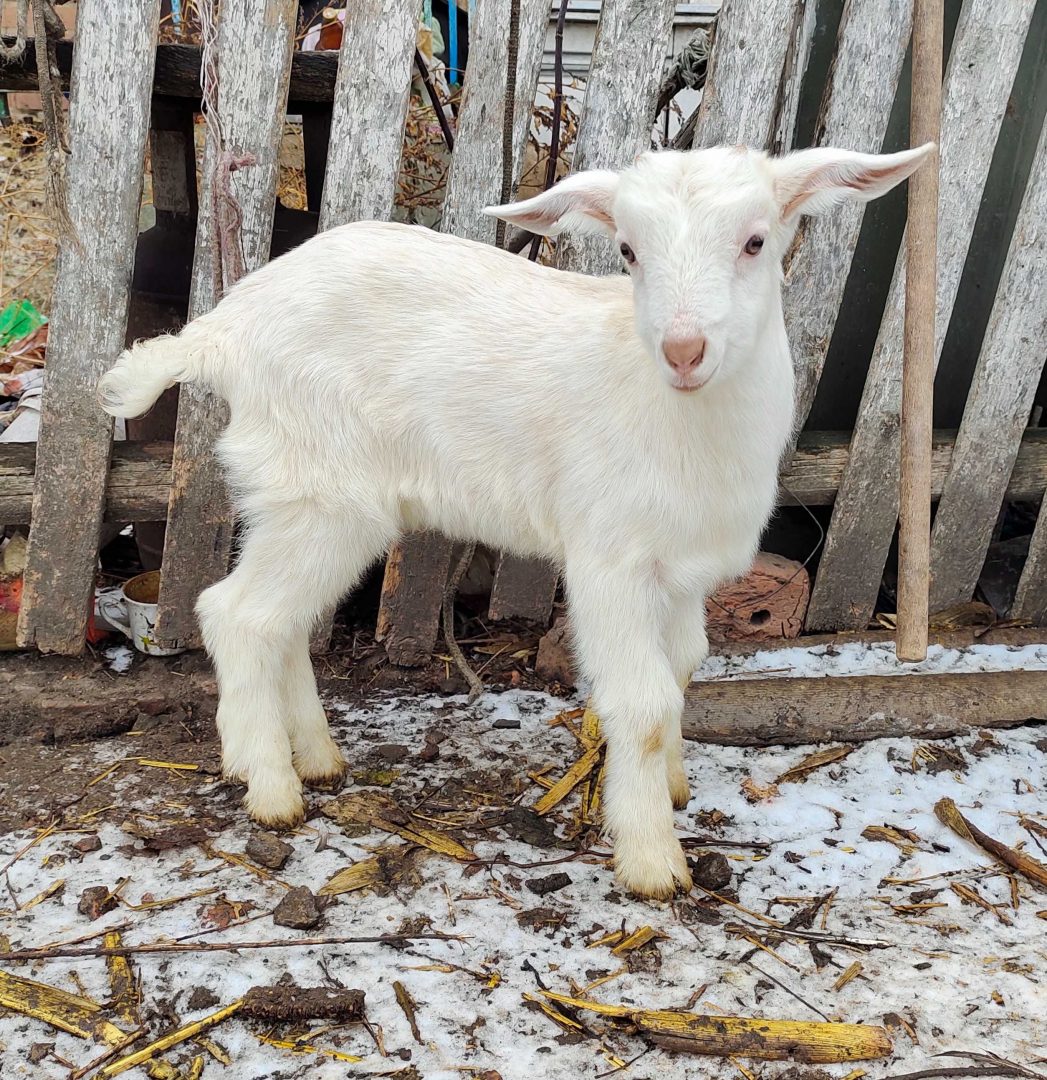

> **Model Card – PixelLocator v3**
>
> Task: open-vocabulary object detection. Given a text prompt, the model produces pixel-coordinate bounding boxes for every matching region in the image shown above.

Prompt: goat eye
[744,235,765,256]
[619,242,636,265]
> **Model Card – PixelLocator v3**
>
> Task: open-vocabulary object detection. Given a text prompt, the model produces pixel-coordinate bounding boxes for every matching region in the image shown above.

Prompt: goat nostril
[663,336,707,374]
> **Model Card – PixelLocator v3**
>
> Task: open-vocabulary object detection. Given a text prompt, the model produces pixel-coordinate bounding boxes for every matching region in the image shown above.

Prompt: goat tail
[97,324,220,419]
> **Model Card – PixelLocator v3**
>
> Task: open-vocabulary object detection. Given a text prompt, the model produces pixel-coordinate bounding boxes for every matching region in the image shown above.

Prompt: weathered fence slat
[489,0,676,622]
[377,0,549,659]
[1013,501,1047,625]
[928,115,1047,613]
[17,0,161,654]
[306,0,419,651]
[557,0,676,278]
[769,0,816,157]
[317,0,419,231]
[154,0,297,647]
[690,0,807,154]
[785,0,914,431]
[805,0,1037,632]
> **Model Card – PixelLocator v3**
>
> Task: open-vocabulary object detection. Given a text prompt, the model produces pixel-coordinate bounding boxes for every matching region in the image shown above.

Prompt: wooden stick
[0,931,462,965]
[897,0,943,661]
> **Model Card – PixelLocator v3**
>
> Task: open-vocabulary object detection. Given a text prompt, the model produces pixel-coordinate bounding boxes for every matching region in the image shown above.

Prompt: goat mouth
[672,379,706,394]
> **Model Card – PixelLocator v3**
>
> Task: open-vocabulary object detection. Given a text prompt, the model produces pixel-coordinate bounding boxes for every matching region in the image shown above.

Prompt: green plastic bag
[0,300,46,349]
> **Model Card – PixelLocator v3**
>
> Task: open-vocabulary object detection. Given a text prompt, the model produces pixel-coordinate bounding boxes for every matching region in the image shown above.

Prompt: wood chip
[776,746,853,784]
[0,970,127,1043]
[535,744,604,816]
[935,797,1047,888]
[99,1000,243,1077]
[540,991,893,1062]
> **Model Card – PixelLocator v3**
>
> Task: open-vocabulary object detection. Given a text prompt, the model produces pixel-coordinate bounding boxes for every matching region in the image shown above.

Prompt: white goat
[99,143,931,899]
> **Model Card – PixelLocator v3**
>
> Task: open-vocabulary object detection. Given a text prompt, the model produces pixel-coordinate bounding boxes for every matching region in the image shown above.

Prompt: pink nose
[663,335,707,375]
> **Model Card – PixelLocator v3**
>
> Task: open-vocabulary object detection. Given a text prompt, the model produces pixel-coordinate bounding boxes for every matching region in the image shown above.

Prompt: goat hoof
[614,836,692,901]
[243,773,306,830]
[293,741,348,790]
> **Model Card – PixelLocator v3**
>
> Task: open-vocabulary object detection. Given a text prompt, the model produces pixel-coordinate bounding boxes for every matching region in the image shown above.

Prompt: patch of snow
[0,690,1044,1079]
[695,639,1047,681]
[103,644,135,674]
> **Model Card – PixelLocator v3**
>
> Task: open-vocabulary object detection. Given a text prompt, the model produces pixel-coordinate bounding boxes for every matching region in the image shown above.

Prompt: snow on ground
[0,687,1044,1079]
[695,639,1047,681]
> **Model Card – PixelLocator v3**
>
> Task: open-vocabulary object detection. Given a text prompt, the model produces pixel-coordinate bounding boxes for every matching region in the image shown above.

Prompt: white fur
[98,143,932,897]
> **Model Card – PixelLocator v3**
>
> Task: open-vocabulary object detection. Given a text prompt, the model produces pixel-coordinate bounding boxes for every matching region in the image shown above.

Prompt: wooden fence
[2,0,1046,662]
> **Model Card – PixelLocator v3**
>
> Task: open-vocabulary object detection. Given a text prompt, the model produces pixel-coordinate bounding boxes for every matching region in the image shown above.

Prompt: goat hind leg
[198,503,393,826]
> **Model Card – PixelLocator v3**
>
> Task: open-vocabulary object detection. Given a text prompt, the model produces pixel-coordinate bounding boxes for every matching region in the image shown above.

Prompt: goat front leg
[565,559,691,900]
[664,590,710,809]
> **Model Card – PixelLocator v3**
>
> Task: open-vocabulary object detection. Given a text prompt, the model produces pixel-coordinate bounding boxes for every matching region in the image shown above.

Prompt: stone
[535,617,575,687]
[72,834,102,854]
[272,886,323,930]
[245,831,293,871]
[78,885,118,920]
[688,851,732,891]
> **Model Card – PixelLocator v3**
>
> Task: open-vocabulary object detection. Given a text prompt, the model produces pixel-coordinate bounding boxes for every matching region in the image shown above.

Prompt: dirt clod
[526,872,572,896]
[272,886,323,930]
[77,885,118,920]
[186,986,220,1012]
[246,831,293,870]
[242,983,365,1022]
[689,851,733,891]
[71,834,101,854]
[501,806,560,849]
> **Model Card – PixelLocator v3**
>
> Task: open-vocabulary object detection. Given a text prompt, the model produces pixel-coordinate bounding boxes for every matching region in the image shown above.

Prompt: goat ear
[771,144,935,220]
[483,170,619,237]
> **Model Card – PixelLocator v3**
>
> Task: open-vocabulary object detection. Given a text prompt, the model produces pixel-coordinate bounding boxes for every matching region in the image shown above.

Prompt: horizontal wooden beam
[1,38,340,103]
[0,442,171,525]
[684,668,1047,746]
[780,427,1047,506]
[0,430,1044,526]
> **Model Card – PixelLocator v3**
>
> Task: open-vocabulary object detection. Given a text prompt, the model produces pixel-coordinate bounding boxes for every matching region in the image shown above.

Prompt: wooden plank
[805,0,1037,632]
[307,0,418,652]
[785,0,913,431]
[780,429,1047,507]
[1013,505,1047,626]
[1,39,344,104]
[16,0,161,654]
[485,0,567,624]
[556,0,676,278]
[683,669,1047,747]
[769,0,817,156]
[929,116,1047,612]
[317,0,418,231]
[377,0,549,662]
[154,0,297,648]
[488,0,675,622]
[690,0,805,153]
[4,429,1046,527]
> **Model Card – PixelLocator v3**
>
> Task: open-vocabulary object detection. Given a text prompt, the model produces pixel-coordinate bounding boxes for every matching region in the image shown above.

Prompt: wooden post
[896,0,942,662]
[16,0,161,653]
[154,0,297,648]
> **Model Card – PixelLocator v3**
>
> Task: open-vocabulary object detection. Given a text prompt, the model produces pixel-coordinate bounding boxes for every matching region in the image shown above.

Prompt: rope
[197,0,255,299]
[26,0,75,249]
[0,0,28,62]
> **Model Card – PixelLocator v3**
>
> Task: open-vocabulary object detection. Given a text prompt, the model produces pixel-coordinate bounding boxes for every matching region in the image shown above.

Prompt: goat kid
[98,143,932,899]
